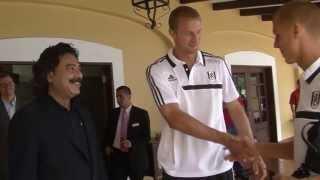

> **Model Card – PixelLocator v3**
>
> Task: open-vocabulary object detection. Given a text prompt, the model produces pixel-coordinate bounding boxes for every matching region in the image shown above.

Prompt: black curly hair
[32,42,79,96]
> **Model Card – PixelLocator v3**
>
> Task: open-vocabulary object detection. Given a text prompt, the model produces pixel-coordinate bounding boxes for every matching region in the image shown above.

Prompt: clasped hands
[224,135,267,180]
[120,138,132,152]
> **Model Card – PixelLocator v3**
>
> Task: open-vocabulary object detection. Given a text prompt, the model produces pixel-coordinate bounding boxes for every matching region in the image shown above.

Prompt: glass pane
[249,73,258,84]
[232,73,246,94]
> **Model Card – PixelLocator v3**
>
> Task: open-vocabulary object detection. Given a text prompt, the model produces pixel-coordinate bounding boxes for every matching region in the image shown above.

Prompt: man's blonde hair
[273,0,320,37]
[169,6,201,32]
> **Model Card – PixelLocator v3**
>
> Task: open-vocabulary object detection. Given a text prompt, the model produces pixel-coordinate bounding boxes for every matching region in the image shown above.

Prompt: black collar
[306,66,320,84]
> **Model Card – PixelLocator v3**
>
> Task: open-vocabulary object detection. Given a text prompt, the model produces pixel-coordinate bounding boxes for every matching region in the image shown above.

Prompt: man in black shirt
[8,42,108,180]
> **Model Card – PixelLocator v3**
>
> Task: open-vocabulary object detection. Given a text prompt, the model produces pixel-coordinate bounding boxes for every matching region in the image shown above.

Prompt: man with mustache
[8,42,108,180]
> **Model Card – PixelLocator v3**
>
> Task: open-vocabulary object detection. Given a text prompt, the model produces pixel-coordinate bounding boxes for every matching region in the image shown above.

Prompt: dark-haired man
[106,85,150,180]
[0,72,18,180]
[8,42,108,180]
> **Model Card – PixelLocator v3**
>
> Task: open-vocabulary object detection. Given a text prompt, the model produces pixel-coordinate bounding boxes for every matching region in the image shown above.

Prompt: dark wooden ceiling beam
[261,14,273,21]
[213,0,320,10]
[240,6,279,16]
[212,0,288,10]
[240,2,320,16]
[180,0,208,4]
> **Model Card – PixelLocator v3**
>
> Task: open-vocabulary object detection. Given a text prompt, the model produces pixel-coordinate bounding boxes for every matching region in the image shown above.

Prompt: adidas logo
[168,75,177,81]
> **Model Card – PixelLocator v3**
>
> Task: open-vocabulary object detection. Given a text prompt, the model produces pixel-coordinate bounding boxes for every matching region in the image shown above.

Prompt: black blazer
[8,96,107,180]
[0,99,20,161]
[106,106,151,172]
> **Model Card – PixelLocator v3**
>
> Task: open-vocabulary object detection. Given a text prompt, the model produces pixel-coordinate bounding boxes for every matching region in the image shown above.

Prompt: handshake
[224,134,267,180]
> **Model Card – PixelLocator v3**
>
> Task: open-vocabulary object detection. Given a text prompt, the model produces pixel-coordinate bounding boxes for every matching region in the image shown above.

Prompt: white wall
[0,37,124,103]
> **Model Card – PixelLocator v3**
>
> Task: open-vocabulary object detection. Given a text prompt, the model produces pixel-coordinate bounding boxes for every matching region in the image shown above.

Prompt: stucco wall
[0,0,296,139]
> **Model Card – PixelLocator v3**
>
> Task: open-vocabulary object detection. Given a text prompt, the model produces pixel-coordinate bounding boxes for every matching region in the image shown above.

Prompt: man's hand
[241,155,267,180]
[225,135,256,162]
[224,136,267,180]
[120,139,132,152]
[105,146,112,156]
[251,155,267,180]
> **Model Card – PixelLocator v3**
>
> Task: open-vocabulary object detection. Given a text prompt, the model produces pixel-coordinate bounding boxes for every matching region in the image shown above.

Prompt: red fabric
[223,108,233,127]
[223,98,245,127]
[289,88,300,106]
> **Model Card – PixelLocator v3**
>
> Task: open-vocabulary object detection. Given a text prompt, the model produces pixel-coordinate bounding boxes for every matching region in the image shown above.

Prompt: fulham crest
[311,91,320,109]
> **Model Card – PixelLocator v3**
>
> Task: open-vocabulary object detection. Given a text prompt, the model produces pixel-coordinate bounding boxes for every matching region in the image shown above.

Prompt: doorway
[232,66,279,179]
[232,65,277,143]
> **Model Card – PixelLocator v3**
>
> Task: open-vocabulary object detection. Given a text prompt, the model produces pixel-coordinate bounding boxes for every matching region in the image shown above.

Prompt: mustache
[69,78,82,84]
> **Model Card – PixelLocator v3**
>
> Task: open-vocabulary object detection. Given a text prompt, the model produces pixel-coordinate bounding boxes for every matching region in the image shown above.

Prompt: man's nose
[74,68,83,79]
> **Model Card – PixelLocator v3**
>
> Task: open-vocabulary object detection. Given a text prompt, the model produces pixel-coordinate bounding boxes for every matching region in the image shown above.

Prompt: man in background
[0,72,18,180]
[289,80,300,119]
[106,85,151,180]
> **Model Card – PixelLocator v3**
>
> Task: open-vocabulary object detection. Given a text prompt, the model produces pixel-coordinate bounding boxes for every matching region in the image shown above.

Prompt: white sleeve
[220,60,239,102]
[146,64,178,106]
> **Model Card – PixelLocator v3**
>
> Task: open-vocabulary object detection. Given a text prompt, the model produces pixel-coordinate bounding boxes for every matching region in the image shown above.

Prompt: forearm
[290,105,296,116]
[161,106,231,146]
[256,141,294,160]
[227,101,254,141]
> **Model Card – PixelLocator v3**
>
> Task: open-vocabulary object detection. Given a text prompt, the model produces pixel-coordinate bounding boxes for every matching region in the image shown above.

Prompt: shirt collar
[2,96,16,106]
[121,105,132,114]
[167,48,205,67]
[303,57,320,83]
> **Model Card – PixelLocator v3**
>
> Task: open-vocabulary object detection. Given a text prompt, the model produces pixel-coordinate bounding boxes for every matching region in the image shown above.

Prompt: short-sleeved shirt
[146,49,239,177]
[295,57,320,174]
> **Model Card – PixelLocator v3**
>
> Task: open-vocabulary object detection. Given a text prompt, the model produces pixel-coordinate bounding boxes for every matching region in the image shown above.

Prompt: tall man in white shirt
[147,6,266,180]
[257,1,320,179]
[0,72,17,180]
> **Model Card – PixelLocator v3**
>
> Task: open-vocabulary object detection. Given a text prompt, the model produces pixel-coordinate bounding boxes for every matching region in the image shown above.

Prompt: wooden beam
[261,14,273,21]
[213,0,287,10]
[240,2,320,16]
[213,0,320,10]
[240,6,279,16]
[180,0,208,4]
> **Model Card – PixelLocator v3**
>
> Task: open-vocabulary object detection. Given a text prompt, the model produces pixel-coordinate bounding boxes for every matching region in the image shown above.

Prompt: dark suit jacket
[8,95,107,180]
[0,98,20,162]
[106,106,151,172]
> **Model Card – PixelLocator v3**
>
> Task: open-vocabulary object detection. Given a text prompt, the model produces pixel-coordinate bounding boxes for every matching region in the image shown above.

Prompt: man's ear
[294,23,304,38]
[47,71,54,83]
